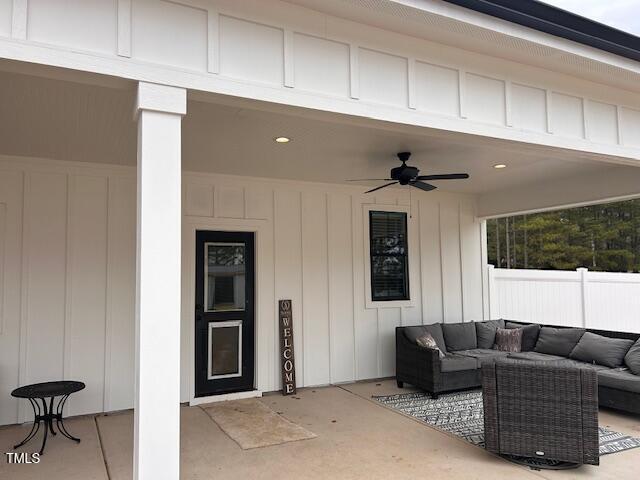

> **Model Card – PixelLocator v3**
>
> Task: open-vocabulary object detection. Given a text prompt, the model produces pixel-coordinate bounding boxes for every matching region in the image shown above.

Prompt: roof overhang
[442,0,640,63]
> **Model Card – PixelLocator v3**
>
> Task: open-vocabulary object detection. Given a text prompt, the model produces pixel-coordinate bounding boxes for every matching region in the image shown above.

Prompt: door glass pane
[208,321,242,379]
[205,243,246,312]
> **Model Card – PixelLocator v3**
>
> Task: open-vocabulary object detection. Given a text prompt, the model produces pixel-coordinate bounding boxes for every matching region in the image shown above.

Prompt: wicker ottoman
[482,358,599,468]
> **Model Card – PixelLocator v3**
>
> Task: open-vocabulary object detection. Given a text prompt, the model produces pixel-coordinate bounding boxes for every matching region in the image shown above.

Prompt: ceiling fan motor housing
[391,164,419,185]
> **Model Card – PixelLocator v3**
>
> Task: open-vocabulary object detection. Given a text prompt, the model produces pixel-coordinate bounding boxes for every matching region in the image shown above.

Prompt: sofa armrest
[396,328,441,387]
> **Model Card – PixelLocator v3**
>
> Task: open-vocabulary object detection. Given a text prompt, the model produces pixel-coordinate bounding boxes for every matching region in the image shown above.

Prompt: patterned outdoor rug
[373,390,640,456]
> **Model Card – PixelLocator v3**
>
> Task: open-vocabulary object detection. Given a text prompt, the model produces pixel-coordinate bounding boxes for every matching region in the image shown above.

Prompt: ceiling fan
[348,152,469,193]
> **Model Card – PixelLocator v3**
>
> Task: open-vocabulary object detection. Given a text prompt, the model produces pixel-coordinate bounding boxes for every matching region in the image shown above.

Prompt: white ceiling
[0,69,634,196]
[183,99,622,194]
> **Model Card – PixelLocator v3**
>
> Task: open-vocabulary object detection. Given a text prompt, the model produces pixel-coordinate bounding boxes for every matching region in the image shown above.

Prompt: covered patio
[0,65,639,478]
[2,380,639,480]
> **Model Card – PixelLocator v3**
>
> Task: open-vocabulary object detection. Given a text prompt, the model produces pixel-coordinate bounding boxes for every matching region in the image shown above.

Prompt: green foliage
[487,198,640,272]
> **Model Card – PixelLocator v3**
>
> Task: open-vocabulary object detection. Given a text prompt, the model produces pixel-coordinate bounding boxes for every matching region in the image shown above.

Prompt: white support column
[134,82,186,480]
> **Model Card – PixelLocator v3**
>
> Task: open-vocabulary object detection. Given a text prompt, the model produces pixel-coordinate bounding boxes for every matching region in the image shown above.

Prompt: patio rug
[201,398,316,450]
[373,390,640,456]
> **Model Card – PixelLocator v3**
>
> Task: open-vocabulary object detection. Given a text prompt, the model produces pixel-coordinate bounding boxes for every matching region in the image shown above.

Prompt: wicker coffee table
[481,359,599,469]
[11,381,85,455]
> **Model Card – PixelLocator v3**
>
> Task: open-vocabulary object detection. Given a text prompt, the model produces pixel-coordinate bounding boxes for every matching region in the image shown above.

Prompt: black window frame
[368,210,410,302]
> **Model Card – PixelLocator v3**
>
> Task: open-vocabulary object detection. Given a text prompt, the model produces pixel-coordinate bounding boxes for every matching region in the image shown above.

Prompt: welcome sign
[279,299,296,395]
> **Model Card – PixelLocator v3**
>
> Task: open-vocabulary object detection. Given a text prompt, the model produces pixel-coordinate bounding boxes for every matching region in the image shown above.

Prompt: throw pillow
[404,323,448,354]
[476,319,505,349]
[494,328,522,352]
[570,332,634,368]
[442,322,477,352]
[505,321,541,351]
[534,327,585,357]
[624,338,640,375]
[415,333,445,358]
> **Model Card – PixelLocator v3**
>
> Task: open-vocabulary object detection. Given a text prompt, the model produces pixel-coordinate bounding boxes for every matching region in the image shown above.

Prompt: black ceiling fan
[348,152,469,193]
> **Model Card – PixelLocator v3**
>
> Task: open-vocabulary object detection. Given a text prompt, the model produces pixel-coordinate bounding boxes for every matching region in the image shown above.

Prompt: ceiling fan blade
[346,178,393,182]
[416,173,470,181]
[364,182,398,193]
[410,181,437,192]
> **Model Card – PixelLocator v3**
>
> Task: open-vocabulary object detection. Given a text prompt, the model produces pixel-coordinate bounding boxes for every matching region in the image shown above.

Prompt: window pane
[209,324,241,377]
[369,211,409,301]
[205,243,246,312]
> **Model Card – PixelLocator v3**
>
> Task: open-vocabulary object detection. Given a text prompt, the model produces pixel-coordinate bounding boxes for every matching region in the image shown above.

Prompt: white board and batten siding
[1,1,639,159]
[0,157,136,426]
[0,155,486,425]
[488,266,640,334]
[182,174,487,397]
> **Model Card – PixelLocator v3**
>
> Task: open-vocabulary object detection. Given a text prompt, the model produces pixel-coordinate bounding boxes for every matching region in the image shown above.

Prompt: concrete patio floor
[1,380,638,480]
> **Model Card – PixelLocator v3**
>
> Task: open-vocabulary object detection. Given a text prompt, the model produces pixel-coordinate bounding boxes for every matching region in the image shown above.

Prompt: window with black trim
[369,210,409,301]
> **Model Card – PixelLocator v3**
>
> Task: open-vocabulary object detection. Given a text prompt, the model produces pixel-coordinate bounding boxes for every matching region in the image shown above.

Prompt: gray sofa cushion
[570,332,634,368]
[625,339,640,375]
[455,348,509,367]
[505,321,540,351]
[555,359,609,371]
[597,369,640,394]
[507,351,566,362]
[475,319,505,349]
[442,322,477,352]
[534,327,585,357]
[404,323,447,353]
[440,354,478,372]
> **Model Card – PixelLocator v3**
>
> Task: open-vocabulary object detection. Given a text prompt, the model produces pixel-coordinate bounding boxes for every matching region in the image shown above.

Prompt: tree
[487,198,640,272]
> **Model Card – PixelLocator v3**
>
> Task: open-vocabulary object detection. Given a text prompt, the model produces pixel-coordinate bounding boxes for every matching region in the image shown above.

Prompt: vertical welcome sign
[279,299,296,395]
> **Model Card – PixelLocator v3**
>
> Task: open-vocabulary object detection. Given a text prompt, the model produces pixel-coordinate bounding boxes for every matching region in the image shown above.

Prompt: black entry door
[195,231,255,397]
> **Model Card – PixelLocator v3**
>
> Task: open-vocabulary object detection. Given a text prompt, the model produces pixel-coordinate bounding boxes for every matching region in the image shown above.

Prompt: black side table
[11,381,85,455]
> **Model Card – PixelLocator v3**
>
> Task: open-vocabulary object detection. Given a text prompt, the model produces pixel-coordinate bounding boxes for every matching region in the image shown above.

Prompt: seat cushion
[475,319,505,349]
[598,369,640,394]
[625,339,640,375]
[442,322,477,352]
[534,327,585,357]
[440,354,479,372]
[570,332,634,368]
[555,359,609,371]
[507,351,566,362]
[404,323,447,353]
[455,348,509,366]
[505,321,540,351]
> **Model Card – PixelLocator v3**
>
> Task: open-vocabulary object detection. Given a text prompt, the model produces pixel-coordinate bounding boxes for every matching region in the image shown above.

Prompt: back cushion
[570,332,634,368]
[442,322,477,352]
[505,321,540,351]
[625,339,640,375]
[534,327,585,357]
[476,319,505,349]
[404,323,447,353]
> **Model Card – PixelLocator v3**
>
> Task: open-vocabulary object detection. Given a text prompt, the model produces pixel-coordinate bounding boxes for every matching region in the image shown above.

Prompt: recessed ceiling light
[493,164,507,169]
[274,136,291,143]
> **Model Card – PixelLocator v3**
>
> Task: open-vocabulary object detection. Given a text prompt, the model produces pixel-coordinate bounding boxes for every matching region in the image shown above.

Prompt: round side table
[11,380,85,455]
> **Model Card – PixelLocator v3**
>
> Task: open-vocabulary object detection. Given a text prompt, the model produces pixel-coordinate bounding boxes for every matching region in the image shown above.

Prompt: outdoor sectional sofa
[395,319,640,415]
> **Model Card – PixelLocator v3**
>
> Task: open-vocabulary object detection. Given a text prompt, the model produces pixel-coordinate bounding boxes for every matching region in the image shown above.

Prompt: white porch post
[134,82,186,480]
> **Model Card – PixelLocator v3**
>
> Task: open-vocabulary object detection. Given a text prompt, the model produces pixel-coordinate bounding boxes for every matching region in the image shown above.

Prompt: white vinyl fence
[487,266,640,334]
